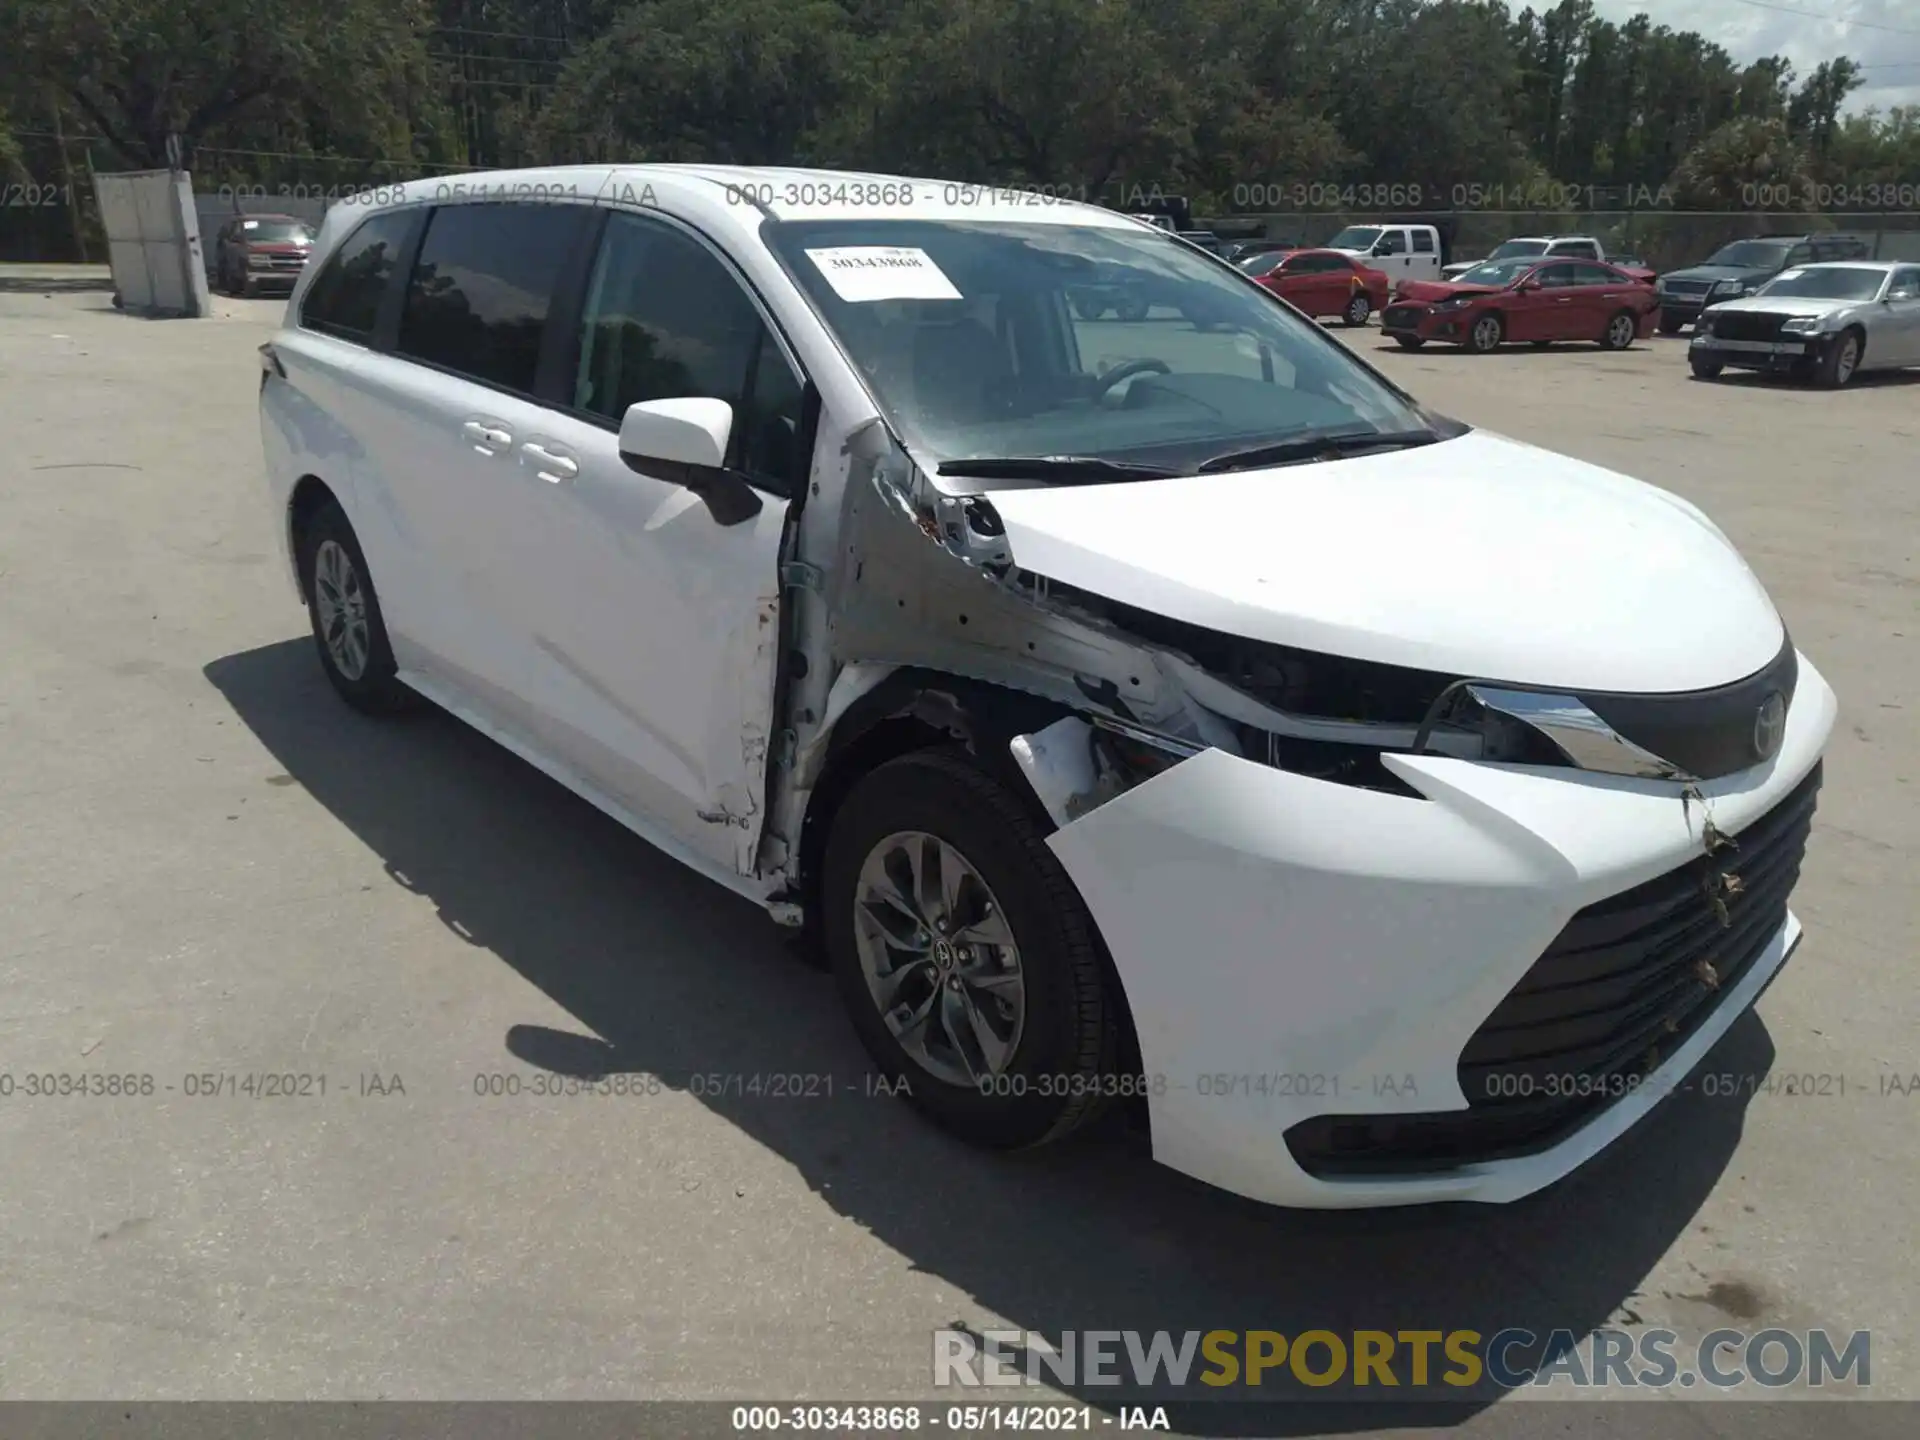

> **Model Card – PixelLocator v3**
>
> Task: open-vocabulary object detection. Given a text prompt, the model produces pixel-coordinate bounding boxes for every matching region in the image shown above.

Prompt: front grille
[1382,304,1425,328]
[1663,279,1711,296]
[1285,762,1821,1176]
[1708,310,1791,343]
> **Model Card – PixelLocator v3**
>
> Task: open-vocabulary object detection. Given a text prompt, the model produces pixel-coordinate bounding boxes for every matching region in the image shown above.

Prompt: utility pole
[49,90,89,262]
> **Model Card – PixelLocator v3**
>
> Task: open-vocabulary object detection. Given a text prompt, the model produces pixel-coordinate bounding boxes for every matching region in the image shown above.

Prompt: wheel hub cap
[853,831,1026,1088]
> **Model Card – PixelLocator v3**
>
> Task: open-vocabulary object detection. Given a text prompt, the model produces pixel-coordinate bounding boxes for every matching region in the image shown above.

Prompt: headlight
[247,254,273,269]
[1436,295,1476,309]
[1712,279,1744,295]
[1780,316,1823,333]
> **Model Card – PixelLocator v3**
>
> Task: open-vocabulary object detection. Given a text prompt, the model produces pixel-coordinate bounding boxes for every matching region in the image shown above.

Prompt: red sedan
[1379,258,1659,353]
[1239,248,1391,327]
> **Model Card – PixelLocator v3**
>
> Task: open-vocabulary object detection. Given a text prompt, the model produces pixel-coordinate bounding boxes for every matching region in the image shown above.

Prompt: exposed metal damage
[755,418,1751,912]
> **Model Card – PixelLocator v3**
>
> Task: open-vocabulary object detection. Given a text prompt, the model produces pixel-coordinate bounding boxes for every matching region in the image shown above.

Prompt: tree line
[3,0,1917,250]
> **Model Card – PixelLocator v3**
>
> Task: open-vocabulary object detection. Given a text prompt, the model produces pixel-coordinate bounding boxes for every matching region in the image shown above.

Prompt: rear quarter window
[300,210,417,343]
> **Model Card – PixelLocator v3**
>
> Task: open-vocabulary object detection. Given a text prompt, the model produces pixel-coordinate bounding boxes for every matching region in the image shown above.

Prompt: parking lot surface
[0,286,1914,1431]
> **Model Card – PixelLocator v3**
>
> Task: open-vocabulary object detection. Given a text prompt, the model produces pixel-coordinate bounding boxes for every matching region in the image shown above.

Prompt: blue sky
[1588,1,1920,114]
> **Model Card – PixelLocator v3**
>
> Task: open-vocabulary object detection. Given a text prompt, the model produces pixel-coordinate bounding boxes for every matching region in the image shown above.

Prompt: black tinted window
[1411,230,1434,253]
[1535,264,1579,287]
[398,203,587,393]
[1567,263,1617,286]
[301,211,414,342]
[1376,230,1407,255]
[574,213,807,490]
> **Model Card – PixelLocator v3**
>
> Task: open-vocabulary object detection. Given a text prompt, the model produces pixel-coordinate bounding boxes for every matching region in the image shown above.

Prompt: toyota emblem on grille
[1752,691,1786,761]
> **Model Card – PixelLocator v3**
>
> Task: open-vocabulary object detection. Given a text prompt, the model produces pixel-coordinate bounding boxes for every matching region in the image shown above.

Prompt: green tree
[1668,115,1813,210]
[0,0,450,171]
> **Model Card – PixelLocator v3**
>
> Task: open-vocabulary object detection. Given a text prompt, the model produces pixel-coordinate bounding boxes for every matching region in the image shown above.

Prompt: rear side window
[1411,230,1434,253]
[301,210,415,342]
[397,202,589,394]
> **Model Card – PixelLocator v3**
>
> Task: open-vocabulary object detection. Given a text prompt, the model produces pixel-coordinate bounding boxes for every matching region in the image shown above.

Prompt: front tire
[299,499,411,714]
[1658,311,1685,335]
[1392,334,1425,350]
[1468,312,1505,353]
[822,748,1117,1150]
[1689,356,1725,380]
[1815,328,1863,388]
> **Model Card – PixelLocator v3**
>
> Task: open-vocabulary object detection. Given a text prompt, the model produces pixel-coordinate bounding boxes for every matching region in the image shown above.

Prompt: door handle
[463,420,512,452]
[522,442,579,483]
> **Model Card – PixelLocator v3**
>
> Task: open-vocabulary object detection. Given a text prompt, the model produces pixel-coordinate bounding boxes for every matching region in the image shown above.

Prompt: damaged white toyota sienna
[259,166,1834,1209]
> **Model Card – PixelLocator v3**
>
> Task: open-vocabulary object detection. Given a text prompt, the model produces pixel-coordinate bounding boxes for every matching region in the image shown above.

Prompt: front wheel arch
[795,674,1143,1100]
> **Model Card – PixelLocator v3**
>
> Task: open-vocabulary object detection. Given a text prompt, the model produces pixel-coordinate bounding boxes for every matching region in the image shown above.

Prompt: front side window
[397,202,588,394]
[574,212,806,490]
[1238,252,1287,278]
[1375,230,1408,256]
[1889,269,1920,300]
[764,217,1429,474]
[301,210,415,342]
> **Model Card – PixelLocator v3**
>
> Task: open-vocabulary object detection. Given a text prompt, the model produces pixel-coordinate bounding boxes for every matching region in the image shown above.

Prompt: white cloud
[1586,0,1920,113]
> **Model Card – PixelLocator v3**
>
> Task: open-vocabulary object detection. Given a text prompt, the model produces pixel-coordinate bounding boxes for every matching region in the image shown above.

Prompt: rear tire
[822,748,1118,1150]
[1114,292,1149,322]
[1341,293,1372,327]
[1599,310,1637,351]
[298,499,412,714]
[1689,357,1724,380]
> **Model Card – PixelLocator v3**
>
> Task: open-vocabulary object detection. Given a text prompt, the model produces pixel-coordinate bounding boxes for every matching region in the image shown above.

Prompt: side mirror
[1516,278,1539,292]
[618,397,762,526]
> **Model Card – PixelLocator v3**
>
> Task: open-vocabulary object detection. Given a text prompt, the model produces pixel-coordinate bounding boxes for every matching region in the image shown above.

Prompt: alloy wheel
[1607,314,1635,348]
[312,538,371,681]
[852,830,1026,1088]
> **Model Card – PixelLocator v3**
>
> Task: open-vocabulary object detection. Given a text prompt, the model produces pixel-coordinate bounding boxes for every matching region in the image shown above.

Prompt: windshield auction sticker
[805,246,962,302]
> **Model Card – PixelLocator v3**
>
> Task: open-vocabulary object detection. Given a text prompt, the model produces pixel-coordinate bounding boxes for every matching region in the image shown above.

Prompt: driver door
[1507,263,1582,341]
[1881,267,1920,365]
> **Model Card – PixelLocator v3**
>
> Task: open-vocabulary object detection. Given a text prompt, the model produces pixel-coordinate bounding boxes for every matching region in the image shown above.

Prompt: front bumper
[1380,302,1470,340]
[1691,330,1824,371]
[1038,654,1836,1208]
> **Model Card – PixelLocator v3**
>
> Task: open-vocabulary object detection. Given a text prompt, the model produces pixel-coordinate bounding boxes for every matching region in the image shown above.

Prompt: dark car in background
[212,214,316,296]
[1656,233,1870,333]
[1381,257,1658,353]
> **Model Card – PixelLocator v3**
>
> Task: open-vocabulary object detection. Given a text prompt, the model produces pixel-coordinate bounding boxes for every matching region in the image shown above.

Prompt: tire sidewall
[1470,313,1504,352]
[1344,294,1370,326]
[821,749,1110,1148]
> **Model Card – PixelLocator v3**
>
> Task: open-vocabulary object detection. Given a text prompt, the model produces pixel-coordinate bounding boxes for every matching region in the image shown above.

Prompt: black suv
[1656,233,1870,332]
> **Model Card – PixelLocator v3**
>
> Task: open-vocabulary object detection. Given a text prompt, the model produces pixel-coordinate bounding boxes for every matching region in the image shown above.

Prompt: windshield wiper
[936,455,1185,483]
[1195,428,1444,475]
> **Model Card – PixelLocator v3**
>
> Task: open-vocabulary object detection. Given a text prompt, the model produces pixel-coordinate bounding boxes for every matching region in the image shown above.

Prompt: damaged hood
[982,430,1785,694]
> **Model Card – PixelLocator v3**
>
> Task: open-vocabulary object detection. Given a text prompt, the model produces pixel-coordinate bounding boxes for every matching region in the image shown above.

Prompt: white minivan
[1323,222,1445,281]
[260,166,1832,1209]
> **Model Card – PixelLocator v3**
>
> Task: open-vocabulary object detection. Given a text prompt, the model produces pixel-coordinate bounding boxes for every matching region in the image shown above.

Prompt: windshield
[1488,240,1549,260]
[1759,266,1885,300]
[1451,258,1537,288]
[764,219,1430,473]
[1237,252,1289,278]
[241,220,314,243]
[1326,227,1382,251]
[1706,240,1792,269]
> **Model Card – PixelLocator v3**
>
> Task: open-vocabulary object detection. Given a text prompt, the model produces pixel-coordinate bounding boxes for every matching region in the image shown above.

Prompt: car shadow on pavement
[206,638,1775,1435]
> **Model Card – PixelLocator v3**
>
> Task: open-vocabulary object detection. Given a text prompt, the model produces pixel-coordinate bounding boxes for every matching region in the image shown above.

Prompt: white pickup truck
[1441,235,1608,278]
